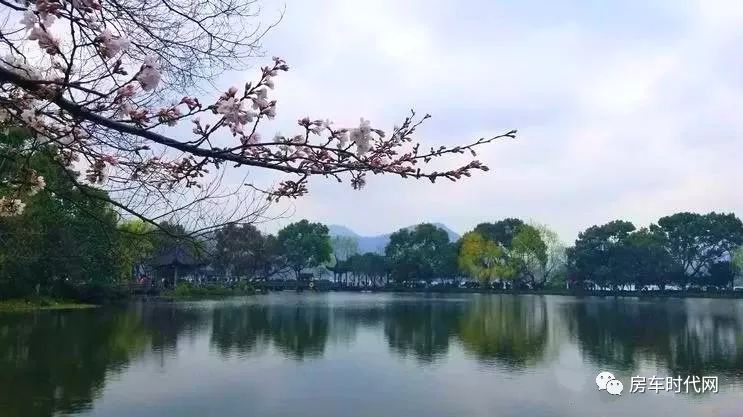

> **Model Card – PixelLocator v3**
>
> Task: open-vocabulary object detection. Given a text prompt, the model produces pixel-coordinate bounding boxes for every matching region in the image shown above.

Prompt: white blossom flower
[252,88,269,110]
[310,124,324,135]
[99,29,130,58]
[264,76,275,89]
[216,97,257,134]
[41,14,55,27]
[336,130,349,149]
[28,26,59,54]
[137,55,161,91]
[262,104,276,119]
[71,0,102,12]
[349,118,373,156]
[20,11,36,31]
[27,175,46,196]
[0,197,26,217]
[20,109,45,131]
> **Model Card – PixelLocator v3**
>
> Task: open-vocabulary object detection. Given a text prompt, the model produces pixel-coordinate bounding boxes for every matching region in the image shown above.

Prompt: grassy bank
[0,297,98,312]
[160,282,257,300]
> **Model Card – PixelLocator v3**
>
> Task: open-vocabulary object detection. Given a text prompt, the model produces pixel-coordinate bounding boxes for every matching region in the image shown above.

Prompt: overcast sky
[224,0,743,242]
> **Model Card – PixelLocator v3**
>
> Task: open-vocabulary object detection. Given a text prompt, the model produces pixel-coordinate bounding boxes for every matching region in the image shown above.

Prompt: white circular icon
[606,379,623,396]
[595,371,615,390]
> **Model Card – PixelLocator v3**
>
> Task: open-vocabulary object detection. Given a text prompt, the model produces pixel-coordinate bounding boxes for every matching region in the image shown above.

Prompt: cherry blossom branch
[0,0,516,224]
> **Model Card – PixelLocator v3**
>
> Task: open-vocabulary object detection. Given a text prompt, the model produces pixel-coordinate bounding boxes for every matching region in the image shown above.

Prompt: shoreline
[0,298,99,313]
[351,287,743,299]
[4,287,742,312]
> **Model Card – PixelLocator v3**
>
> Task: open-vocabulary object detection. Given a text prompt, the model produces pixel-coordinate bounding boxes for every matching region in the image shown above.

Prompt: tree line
[2,122,742,299]
[208,213,743,292]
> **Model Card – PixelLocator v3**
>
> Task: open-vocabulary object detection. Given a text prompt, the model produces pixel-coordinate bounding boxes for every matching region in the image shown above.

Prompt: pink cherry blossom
[28,26,59,55]
[137,55,161,91]
[99,29,130,58]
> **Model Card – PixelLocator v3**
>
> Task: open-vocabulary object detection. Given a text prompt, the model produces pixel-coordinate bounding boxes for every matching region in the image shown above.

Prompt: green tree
[458,232,513,286]
[532,222,567,287]
[567,220,636,290]
[733,247,743,284]
[0,129,125,299]
[623,228,681,290]
[347,252,388,286]
[707,261,735,290]
[385,223,451,284]
[474,218,525,248]
[651,212,743,281]
[327,235,359,282]
[439,240,462,284]
[117,220,156,281]
[277,220,332,280]
[330,236,359,262]
[510,224,547,288]
[213,224,284,280]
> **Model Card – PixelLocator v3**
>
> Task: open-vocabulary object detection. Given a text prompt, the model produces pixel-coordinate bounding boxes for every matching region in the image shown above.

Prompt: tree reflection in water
[2,295,743,417]
[0,309,149,417]
[562,298,743,379]
[383,298,465,362]
[457,295,549,368]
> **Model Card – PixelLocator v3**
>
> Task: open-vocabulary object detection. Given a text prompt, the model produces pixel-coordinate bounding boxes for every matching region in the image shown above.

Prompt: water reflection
[211,305,271,358]
[0,310,149,417]
[458,295,548,368]
[1,294,743,417]
[562,298,743,379]
[383,299,464,362]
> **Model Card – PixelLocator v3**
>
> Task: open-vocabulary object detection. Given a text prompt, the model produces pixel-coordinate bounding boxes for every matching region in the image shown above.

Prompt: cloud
[227,0,743,242]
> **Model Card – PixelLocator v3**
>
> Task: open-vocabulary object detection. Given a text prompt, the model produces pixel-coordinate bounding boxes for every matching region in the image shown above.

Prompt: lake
[1,293,742,417]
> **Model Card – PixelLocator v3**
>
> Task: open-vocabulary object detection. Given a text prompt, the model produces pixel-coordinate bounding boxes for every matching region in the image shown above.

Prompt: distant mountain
[326,224,361,238]
[328,223,461,254]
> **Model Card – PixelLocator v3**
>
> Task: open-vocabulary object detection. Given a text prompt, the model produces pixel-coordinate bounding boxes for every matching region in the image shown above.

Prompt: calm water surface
[1,293,743,417]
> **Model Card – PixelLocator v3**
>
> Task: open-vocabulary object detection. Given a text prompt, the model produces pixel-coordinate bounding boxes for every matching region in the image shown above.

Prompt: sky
[221,0,743,242]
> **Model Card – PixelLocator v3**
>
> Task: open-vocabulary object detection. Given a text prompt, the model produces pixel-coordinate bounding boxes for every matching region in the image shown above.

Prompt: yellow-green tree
[117,220,156,281]
[733,247,743,282]
[458,232,514,286]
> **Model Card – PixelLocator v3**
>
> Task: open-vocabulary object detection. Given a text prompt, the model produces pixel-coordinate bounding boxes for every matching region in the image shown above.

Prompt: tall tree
[531,222,567,286]
[330,236,359,262]
[651,212,743,280]
[347,252,388,286]
[474,218,525,248]
[733,247,743,283]
[567,220,636,290]
[117,219,156,281]
[0,129,124,299]
[623,228,681,290]
[277,220,331,280]
[213,224,284,280]
[385,224,451,284]
[458,232,513,287]
[510,224,548,288]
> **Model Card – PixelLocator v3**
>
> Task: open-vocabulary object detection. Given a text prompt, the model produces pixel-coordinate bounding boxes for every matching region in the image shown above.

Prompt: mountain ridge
[328,223,461,254]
